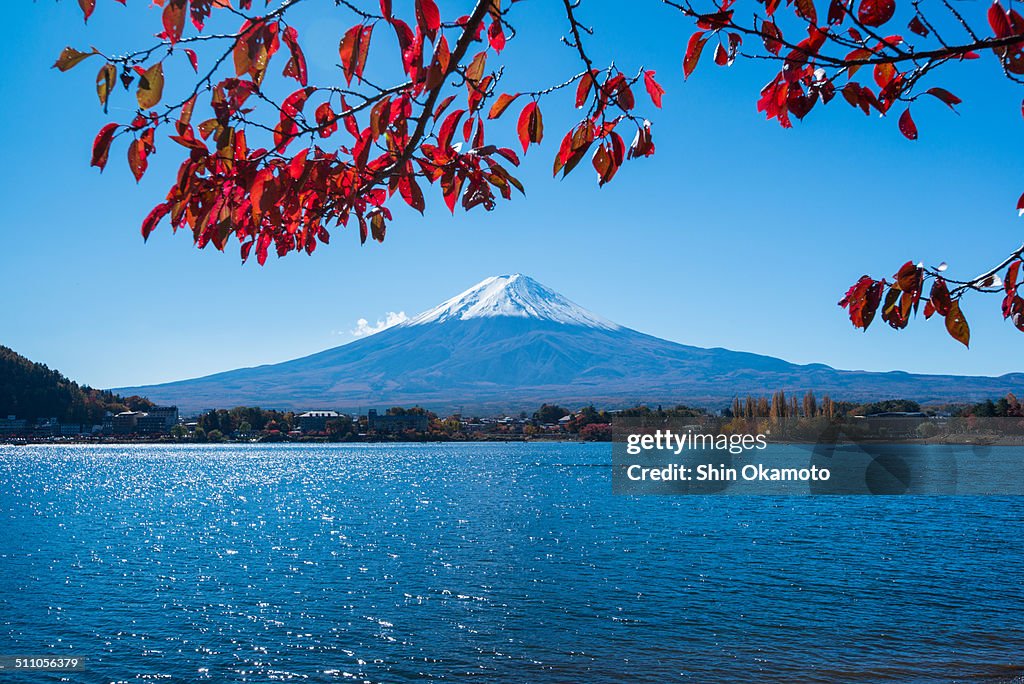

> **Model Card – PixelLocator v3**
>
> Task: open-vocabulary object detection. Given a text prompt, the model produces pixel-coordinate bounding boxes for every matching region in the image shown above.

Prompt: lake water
[0,443,1022,682]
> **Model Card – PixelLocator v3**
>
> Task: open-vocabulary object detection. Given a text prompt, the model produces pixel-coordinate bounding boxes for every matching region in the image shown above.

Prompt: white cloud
[350,311,408,338]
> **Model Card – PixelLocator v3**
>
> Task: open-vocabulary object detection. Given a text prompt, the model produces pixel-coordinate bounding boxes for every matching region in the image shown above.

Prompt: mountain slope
[114,274,1024,413]
[0,345,152,422]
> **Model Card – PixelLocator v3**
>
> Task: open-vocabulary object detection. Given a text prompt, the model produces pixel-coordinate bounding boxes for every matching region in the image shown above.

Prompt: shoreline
[4,435,1024,447]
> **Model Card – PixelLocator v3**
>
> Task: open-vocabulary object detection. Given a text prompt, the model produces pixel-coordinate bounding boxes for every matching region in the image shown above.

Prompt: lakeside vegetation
[0,345,153,424]
[4,343,1024,445]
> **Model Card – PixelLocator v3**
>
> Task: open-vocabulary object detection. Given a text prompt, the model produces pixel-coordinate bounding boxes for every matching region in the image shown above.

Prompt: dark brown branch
[378,0,493,181]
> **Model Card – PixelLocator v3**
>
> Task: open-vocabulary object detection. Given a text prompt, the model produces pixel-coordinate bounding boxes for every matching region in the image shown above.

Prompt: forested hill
[0,346,151,424]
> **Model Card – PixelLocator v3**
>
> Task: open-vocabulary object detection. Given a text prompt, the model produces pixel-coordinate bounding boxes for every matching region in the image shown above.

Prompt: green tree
[533,404,569,424]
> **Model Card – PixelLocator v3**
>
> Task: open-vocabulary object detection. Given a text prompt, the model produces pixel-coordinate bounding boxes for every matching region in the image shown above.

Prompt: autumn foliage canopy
[54,0,1024,345]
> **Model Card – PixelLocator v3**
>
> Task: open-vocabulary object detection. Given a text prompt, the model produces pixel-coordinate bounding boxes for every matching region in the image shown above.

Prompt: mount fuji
[117,274,1024,413]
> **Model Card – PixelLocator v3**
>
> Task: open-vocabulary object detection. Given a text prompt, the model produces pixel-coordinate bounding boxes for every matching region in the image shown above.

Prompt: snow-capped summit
[402,274,621,330]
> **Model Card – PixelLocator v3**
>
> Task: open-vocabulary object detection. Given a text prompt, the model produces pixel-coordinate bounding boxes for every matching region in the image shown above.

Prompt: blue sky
[2,0,1023,389]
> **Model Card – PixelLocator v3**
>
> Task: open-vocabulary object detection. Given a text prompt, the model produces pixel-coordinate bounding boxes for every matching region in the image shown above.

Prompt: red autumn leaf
[608,76,635,110]
[415,0,441,41]
[162,0,186,43]
[369,96,392,138]
[553,124,589,177]
[355,25,374,82]
[908,16,929,36]
[141,202,171,241]
[488,92,520,119]
[881,286,909,329]
[925,87,961,110]
[898,108,918,140]
[683,32,708,78]
[827,0,848,25]
[433,94,457,121]
[696,10,734,29]
[895,261,923,301]
[945,300,970,347]
[794,0,817,24]
[90,123,118,170]
[714,43,729,66]
[256,232,272,265]
[859,280,883,329]
[339,24,373,85]
[989,1,1012,38]
[592,145,611,184]
[858,0,895,27]
[873,62,896,87]
[78,0,95,22]
[274,87,312,150]
[627,120,655,159]
[592,143,620,186]
[184,48,198,72]
[399,175,425,213]
[488,19,506,52]
[315,102,338,137]
[339,28,357,81]
[643,71,665,108]
[438,109,465,148]
[839,276,885,329]
[575,71,596,109]
[282,26,308,86]
[930,277,952,316]
[516,101,543,153]
[761,22,783,55]
[128,138,148,181]
[1006,260,1022,292]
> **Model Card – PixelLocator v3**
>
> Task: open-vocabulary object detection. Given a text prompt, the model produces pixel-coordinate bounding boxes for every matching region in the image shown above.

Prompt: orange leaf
[488,93,520,119]
[53,46,97,72]
[945,300,970,347]
[684,32,708,79]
